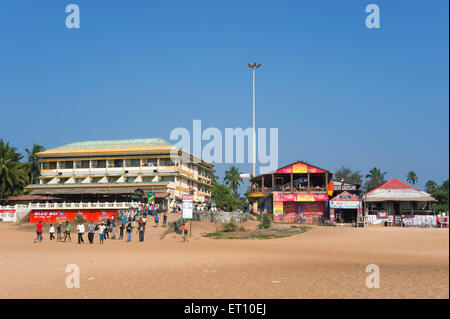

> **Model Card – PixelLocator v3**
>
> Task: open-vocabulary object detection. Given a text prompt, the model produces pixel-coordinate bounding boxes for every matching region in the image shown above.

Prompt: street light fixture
[246,62,261,178]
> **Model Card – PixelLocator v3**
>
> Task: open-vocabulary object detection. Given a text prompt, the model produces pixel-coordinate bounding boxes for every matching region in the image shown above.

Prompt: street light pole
[247,62,261,178]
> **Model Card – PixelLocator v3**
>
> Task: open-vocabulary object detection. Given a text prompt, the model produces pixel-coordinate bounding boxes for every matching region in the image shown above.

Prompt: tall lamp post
[246,62,261,178]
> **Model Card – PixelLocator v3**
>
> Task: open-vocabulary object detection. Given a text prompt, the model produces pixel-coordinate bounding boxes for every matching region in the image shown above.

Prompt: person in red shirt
[34,221,43,243]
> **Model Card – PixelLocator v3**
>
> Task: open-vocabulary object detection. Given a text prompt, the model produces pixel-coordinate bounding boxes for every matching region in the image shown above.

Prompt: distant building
[25,138,214,208]
[248,161,333,224]
[363,178,436,225]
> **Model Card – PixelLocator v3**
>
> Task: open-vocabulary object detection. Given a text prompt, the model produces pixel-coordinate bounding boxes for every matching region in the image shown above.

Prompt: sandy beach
[0,216,448,299]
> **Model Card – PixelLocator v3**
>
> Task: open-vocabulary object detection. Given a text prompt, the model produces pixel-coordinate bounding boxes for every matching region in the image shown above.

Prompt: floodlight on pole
[246,62,261,178]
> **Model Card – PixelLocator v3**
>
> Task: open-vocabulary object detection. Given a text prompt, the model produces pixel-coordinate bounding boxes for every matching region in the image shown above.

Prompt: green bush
[259,214,272,229]
[222,222,238,232]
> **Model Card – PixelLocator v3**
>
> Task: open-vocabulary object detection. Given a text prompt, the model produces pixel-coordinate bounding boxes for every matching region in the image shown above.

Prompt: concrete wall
[192,211,250,223]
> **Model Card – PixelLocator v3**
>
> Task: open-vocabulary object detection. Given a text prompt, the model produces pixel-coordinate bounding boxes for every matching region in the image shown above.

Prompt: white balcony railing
[1,201,141,210]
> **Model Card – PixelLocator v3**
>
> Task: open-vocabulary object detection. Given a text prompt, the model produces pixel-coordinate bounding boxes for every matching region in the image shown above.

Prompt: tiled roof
[37,138,175,156]
[52,138,173,150]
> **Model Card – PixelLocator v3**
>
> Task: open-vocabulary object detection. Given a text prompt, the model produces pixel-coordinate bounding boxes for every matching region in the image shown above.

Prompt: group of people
[33,209,186,244]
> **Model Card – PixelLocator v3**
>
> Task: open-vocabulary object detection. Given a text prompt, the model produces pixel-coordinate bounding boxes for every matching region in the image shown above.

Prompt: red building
[248,161,333,224]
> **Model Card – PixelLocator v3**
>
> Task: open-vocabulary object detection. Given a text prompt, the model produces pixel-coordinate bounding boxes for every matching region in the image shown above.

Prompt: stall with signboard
[249,161,333,224]
[272,191,329,224]
[329,191,362,223]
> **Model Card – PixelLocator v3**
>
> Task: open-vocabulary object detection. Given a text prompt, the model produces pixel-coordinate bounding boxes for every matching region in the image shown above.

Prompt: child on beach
[98,222,106,244]
[154,214,159,227]
[181,223,188,242]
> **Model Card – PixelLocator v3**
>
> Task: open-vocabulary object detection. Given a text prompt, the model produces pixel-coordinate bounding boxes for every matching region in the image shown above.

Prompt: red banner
[29,210,118,223]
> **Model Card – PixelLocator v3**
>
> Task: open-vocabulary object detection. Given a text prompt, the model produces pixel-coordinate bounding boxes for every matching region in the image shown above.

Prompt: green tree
[224,165,243,196]
[428,180,449,213]
[211,183,243,211]
[0,140,30,197]
[406,170,418,185]
[365,167,387,192]
[424,180,438,193]
[334,166,363,185]
[25,143,45,184]
[208,168,219,185]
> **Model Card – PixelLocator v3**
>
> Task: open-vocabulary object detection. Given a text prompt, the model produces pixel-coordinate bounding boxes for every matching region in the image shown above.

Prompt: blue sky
[0,0,448,192]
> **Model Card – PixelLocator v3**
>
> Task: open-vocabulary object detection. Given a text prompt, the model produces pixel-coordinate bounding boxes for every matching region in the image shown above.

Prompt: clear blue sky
[0,0,448,192]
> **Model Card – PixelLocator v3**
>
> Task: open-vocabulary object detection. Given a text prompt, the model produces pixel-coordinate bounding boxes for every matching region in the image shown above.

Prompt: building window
[91,160,106,168]
[159,158,175,166]
[108,159,123,168]
[125,159,140,167]
[58,161,73,169]
[76,160,90,169]
[142,158,157,167]
[42,162,57,169]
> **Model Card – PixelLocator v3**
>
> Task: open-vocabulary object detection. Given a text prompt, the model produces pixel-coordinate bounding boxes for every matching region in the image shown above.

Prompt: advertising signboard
[182,194,193,219]
[0,209,16,222]
[329,201,361,209]
[29,210,118,223]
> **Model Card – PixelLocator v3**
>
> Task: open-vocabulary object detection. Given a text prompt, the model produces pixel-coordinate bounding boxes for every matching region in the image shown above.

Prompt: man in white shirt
[76,222,85,244]
[98,222,106,244]
[49,224,55,240]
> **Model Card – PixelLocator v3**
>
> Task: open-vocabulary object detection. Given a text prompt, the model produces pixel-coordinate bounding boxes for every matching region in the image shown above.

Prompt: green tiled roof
[53,138,173,150]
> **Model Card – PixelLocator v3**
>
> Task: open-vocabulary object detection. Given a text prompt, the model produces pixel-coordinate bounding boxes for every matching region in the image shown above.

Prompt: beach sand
[0,215,448,299]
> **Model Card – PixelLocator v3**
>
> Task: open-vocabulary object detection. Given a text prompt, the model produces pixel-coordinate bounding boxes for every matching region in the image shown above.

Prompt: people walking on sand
[98,222,106,244]
[88,222,95,244]
[56,223,62,242]
[76,222,85,244]
[119,222,124,240]
[111,225,117,240]
[126,222,133,242]
[142,215,147,230]
[163,211,167,226]
[49,224,55,240]
[34,220,43,243]
[104,223,109,240]
[181,222,188,242]
[64,222,71,242]
[138,223,145,242]
[154,214,159,227]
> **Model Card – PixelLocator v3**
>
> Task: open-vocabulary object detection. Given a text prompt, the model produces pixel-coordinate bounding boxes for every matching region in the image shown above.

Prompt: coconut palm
[365,167,387,192]
[406,171,418,185]
[224,165,243,196]
[0,139,30,197]
[26,143,45,184]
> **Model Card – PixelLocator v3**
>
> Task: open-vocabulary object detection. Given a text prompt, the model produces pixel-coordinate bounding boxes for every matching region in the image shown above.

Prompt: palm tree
[365,167,388,192]
[208,169,219,185]
[224,165,243,196]
[26,143,45,184]
[406,170,418,185]
[365,167,387,180]
[0,139,30,197]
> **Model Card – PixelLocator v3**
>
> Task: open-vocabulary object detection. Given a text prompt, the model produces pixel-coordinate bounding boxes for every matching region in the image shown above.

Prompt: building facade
[25,138,214,208]
[248,161,333,224]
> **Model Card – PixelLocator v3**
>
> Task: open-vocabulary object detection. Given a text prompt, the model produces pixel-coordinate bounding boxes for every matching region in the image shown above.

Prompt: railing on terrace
[250,186,327,194]
[0,201,141,210]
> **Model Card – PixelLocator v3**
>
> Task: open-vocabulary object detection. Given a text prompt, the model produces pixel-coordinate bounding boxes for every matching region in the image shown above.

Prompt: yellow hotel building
[25,138,214,207]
